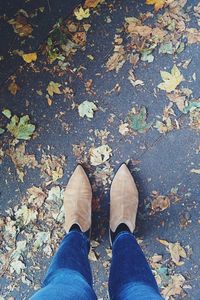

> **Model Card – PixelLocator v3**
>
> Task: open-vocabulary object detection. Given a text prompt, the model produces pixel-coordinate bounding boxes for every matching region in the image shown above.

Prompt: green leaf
[128,106,152,133]
[0,128,5,134]
[7,115,35,140]
[159,42,173,54]
[2,108,11,119]
[141,51,154,63]
[183,102,200,114]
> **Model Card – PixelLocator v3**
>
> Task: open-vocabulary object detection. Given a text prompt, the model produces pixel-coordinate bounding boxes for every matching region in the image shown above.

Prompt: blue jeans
[30,231,163,300]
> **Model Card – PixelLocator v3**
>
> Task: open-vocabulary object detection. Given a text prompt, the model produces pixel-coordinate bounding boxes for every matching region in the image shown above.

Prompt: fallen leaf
[8,81,20,95]
[74,6,90,20]
[27,186,46,208]
[72,31,86,46]
[158,239,187,265]
[40,154,65,182]
[78,100,97,118]
[7,115,35,140]
[162,274,186,299]
[106,45,126,72]
[22,52,37,63]
[47,81,62,97]
[33,231,50,251]
[84,0,102,8]
[89,145,112,166]
[128,106,152,133]
[146,0,166,12]
[190,169,200,174]
[158,65,184,93]
[46,186,64,222]
[15,205,38,226]
[186,28,200,44]
[151,191,170,212]
[119,122,129,135]
[167,92,186,112]
[0,128,5,135]
[2,108,11,119]
[8,15,33,37]
[128,69,144,87]
[6,143,38,181]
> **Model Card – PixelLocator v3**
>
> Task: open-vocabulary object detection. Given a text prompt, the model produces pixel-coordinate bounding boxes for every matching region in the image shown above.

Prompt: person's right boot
[64,165,92,236]
[110,163,139,244]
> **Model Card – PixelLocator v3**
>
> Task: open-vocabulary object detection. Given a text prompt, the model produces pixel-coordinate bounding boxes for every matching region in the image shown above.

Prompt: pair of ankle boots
[64,164,138,243]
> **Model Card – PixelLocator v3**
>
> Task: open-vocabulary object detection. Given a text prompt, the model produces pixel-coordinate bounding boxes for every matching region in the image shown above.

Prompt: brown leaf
[187,28,200,44]
[84,0,102,8]
[27,186,46,208]
[162,274,186,299]
[8,82,20,96]
[8,15,33,37]
[6,143,39,182]
[151,192,170,212]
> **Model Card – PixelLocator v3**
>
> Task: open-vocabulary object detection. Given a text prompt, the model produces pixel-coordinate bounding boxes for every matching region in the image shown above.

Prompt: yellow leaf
[22,52,37,63]
[146,0,166,11]
[84,0,102,8]
[47,81,62,97]
[74,6,90,20]
[158,65,183,93]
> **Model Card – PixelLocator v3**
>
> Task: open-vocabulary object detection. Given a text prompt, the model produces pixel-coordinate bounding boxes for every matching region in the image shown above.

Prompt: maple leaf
[128,106,152,133]
[22,52,37,63]
[78,100,97,118]
[146,0,166,11]
[47,81,62,96]
[7,115,35,140]
[74,6,90,20]
[158,65,184,93]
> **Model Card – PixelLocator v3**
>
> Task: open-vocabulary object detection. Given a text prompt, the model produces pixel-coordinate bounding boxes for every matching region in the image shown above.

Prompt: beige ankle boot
[64,165,92,233]
[110,163,139,234]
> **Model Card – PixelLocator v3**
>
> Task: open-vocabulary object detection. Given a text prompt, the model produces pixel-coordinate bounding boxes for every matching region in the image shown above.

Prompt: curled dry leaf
[6,143,38,182]
[162,274,186,299]
[8,81,20,95]
[119,122,129,136]
[89,145,112,166]
[158,239,187,266]
[8,15,33,37]
[151,191,170,212]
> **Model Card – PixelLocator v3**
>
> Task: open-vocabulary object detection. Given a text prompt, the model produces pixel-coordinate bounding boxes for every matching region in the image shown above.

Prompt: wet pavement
[0,0,200,299]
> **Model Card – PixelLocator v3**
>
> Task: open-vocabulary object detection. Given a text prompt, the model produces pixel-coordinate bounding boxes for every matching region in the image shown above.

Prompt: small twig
[47,0,51,13]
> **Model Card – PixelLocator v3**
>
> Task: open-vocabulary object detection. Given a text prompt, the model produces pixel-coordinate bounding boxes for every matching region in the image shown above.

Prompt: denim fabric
[30,231,97,300]
[109,232,163,300]
[30,231,162,300]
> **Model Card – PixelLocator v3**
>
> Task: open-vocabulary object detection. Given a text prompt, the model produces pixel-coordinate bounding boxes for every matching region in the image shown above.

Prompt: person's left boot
[64,165,92,234]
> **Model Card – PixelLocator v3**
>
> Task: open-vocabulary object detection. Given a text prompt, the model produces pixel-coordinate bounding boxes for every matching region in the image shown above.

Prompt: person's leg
[30,165,97,300]
[30,229,97,300]
[109,164,162,300]
[109,230,163,300]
